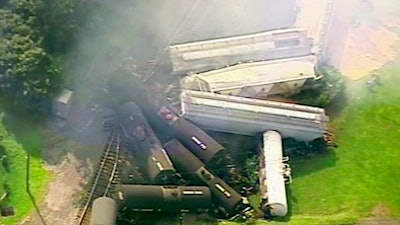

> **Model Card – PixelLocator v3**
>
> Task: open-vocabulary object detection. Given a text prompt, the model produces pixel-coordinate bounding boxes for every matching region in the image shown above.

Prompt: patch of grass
[289,61,400,221]
[220,213,357,225]
[0,110,52,225]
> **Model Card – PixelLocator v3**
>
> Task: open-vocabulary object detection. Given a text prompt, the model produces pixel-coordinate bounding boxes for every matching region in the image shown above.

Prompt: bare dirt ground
[326,0,400,80]
[18,103,111,225]
[296,0,400,80]
[355,204,400,225]
[358,219,400,225]
[19,154,84,225]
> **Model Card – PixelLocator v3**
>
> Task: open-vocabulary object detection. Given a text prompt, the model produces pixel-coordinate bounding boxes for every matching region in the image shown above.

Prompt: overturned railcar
[118,185,211,213]
[109,74,227,169]
[163,139,248,218]
[137,93,227,169]
[117,102,181,185]
[90,197,117,225]
[142,100,228,169]
[181,90,329,142]
[171,116,227,168]
[169,28,312,74]
[259,130,291,217]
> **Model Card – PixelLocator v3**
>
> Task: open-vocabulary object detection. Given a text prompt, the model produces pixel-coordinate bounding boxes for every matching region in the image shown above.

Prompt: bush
[292,64,345,107]
[283,137,330,158]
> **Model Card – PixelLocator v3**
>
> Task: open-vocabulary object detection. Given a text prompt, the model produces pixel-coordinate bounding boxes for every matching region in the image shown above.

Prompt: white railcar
[169,28,312,74]
[180,90,328,141]
[180,55,317,98]
[259,130,290,217]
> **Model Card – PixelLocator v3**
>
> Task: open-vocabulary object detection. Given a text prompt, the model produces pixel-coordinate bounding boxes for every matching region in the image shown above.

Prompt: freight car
[163,139,250,218]
[160,107,228,169]
[117,185,211,213]
[117,102,181,185]
[259,130,291,217]
[109,74,228,169]
[135,94,229,169]
[169,28,312,74]
[90,197,117,225]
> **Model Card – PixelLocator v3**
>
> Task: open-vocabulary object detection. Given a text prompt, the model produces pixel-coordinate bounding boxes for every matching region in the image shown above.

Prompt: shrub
[292,64,345,107]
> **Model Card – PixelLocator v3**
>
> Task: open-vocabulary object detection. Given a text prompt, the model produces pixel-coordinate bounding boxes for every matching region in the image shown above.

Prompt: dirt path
[358,218,400,225]
[19,154,84,225]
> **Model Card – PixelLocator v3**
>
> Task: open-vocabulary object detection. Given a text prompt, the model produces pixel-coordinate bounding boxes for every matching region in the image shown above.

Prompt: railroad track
[76,129,121,225]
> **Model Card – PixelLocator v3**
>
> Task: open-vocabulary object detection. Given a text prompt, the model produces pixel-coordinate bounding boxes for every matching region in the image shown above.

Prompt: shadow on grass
[1,107,45,158]
[27,190,47,225]
[25,154,47,225]
[272,186,295,223]
[291,150,338,179]
[269,150,337,223]
[0,145,10,173]
[325,90,347,120]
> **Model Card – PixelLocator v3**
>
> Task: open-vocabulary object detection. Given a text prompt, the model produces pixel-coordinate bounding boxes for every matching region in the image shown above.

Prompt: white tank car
[260,130,290,217]
[90,197,117,225]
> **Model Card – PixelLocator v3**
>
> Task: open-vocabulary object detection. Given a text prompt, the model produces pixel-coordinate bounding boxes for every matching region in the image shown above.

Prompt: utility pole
[26,154,30,193]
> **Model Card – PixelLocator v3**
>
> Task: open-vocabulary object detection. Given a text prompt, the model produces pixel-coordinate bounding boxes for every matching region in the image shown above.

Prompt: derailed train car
[259,130,291,217]
[110,74,228,169]
[169,28,312,74]
[163,139,250,218]
[90,197,117,225]
[117,185,211,213]
[161,107,228,169]
[117,102,181,184]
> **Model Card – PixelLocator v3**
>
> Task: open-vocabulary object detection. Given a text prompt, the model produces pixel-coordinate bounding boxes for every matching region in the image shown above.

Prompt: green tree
[0,9,61,113]
[10,0,79,55]
[292,64,345,107]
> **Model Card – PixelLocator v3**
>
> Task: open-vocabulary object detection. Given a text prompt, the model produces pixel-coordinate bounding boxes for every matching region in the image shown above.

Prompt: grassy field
[288,62,400,221]
[0,110,52,225]
[216,62,400,225]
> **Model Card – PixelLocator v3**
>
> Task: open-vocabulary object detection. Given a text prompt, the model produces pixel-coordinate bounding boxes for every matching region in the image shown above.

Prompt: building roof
[182,55,317,92]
